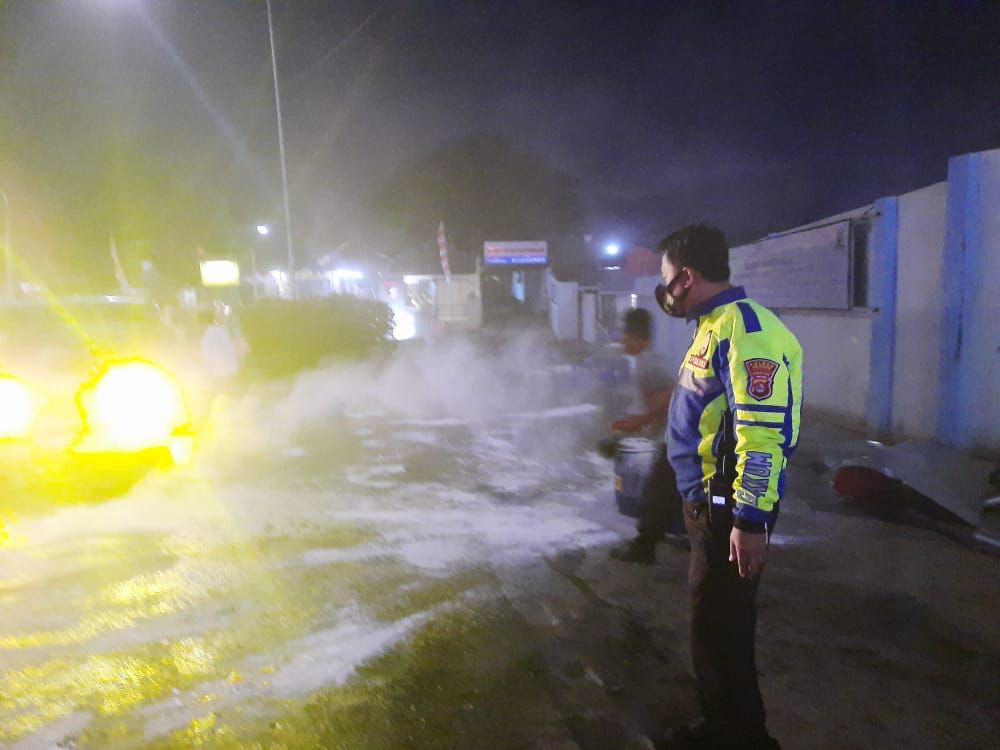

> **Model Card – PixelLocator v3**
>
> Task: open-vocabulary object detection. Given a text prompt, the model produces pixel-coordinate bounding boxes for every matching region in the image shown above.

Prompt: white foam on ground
[392,417,470,427]
[325,486,620,573]
[395,430,440,445]
[345,409,388,420]
[295,546,383,567]
[140,608,432,741]
[268,611,432,695]
[507,403,601,420]
[366,463,406,476]
[344,467,402,489]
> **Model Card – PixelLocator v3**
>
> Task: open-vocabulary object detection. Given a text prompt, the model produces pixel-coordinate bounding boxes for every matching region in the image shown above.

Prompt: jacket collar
[686,285,747,322]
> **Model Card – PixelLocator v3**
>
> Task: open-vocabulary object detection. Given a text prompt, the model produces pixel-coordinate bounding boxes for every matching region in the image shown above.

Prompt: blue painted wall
[936,152,982,448]
[866,197,899,437]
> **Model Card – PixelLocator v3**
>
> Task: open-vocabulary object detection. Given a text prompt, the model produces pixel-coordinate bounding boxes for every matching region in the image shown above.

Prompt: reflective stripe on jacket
[666,286,803,532]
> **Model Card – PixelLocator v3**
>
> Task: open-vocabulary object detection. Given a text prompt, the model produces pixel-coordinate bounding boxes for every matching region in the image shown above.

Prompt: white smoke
[202,329,604,461]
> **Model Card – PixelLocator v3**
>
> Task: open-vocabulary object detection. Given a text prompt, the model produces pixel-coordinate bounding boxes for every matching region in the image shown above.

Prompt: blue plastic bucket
[614,437,658,517]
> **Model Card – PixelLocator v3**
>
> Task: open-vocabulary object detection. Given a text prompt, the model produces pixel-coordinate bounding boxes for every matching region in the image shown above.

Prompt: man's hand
[729,527,768,579]
[612,414,648,433]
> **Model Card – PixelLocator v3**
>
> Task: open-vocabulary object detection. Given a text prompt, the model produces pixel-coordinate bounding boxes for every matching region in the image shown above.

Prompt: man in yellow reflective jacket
[653,224,801,750]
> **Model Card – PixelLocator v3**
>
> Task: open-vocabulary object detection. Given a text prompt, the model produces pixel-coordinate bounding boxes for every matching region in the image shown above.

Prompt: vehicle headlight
[74,359,190,453]
[0,375,37,440]
[391,306,417,341]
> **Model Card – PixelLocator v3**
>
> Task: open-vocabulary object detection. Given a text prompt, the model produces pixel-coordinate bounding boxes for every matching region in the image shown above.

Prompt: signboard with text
[483,241,548,266]
[200,260,240,287]
[729,221,853,309]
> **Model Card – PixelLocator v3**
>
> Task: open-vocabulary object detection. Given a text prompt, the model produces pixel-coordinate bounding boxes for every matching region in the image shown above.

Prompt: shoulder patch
[744,358,779,401]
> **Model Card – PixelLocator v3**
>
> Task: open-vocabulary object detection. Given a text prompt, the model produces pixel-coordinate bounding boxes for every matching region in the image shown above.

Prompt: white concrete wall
[547,272,579,341]
[892,182,948,439]
[436,273,483,328]
[635,208,876,428]
[526,269,549,315]
[580,291,598,343]
[725,217,878,426]
[964,149,1000,450]
[780,311,874,424]
[613,149,1000,450]
[645,304,874,425]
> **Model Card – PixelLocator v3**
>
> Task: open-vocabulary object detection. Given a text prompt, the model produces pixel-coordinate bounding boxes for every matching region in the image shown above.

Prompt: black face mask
[655,270,689,318]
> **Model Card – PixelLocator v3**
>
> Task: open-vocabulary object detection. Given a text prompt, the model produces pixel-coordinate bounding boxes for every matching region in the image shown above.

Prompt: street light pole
[252,223,269,302]
[0,189,11,299]
[265,0,296,298]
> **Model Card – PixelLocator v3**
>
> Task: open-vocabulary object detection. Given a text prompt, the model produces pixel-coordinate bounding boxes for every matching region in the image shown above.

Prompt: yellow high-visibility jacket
[666,286,803,532]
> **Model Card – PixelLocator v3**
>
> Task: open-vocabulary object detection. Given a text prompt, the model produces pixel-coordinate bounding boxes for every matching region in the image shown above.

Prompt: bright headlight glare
[392,307,416,341]
[77,360,189,452]
[0,376,36,440]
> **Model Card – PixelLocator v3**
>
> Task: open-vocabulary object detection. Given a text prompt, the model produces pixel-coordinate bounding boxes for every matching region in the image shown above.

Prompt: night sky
[1,0,999,281]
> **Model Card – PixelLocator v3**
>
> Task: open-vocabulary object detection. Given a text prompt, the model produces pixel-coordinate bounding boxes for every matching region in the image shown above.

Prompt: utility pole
[265,0,296,298]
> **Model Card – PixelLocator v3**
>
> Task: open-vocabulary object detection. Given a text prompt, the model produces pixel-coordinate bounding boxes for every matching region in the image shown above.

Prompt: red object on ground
[833,466,891,499]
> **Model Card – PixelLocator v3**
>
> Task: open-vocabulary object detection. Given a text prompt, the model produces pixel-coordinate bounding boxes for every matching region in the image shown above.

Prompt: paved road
[0,342,633,748]
[3,343,999,749]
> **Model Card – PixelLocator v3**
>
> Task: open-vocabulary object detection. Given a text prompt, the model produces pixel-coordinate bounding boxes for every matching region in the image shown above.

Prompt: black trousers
[682,500,777,748]
[636,444,686,540]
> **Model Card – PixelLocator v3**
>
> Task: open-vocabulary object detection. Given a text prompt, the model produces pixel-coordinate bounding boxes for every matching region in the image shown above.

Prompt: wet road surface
[2,351,999,749]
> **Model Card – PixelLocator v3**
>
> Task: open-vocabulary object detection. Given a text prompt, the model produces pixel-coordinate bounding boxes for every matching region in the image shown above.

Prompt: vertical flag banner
[437,221,451,282]
[109,235,132,293]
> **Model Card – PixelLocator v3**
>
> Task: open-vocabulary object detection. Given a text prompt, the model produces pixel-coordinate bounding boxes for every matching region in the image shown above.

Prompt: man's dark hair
[623,308,652,341]
[656,223,730,282]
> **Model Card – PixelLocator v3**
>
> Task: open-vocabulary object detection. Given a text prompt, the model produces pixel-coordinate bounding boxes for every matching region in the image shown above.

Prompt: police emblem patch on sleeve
[744,358,779,401]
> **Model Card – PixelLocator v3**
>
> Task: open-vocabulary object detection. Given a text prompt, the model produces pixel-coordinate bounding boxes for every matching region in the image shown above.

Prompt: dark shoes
[609,538,657,564]
[652,718,781,750]
[609,532,690,564]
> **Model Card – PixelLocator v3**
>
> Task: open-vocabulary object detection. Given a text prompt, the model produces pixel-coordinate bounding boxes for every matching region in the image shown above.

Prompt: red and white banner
[437,221,451,281]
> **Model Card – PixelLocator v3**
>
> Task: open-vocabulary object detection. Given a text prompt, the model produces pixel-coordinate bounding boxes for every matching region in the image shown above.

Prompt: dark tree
[2,133,257,293]
[374,136,584,271]
[89,147,246,288]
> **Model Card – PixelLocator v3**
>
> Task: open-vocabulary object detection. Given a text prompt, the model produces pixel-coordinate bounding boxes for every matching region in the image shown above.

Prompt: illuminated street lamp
[605,243,620,256]
[250,223,273,300]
